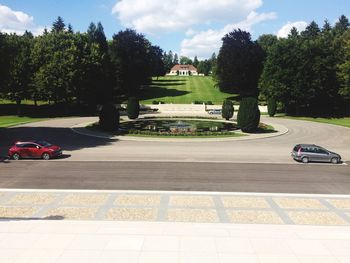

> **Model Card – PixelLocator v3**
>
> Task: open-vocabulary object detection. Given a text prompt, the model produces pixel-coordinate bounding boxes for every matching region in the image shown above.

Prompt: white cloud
[112,0,264,34]
[277,21,308,38]
[0,4,44,35]
[180,11,277,59]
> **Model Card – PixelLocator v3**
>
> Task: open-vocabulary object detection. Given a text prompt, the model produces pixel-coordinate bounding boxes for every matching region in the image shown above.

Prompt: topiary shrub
[267,98,277,117]
[99,103,120,131]
[221,99,234,120]
[127,97,140,119]
[237,97,260,133]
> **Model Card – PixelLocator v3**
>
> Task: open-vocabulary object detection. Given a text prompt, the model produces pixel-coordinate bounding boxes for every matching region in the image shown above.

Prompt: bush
[267,98,277,117]
[237,97,260,133]
[127,97,140,119]
[221,99,234,120]
[99,103,120,131]
[206,101,213,105]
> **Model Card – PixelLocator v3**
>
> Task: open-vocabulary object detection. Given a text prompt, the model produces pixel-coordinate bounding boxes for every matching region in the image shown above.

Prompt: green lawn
[278,115,350,128]
[140,76,235,105]
[0,116,47,128]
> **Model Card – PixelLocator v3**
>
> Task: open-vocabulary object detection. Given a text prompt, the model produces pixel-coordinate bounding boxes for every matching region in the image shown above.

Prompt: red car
[8,141,62,160]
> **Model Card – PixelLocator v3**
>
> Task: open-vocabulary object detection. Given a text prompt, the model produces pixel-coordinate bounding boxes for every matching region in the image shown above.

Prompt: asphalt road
[1,116,350,164]
[1,161,350,194]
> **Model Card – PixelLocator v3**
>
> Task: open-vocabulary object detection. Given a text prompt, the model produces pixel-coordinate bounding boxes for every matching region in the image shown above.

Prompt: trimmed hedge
[222,99,234,120]
[127,97,140,119]
[237,97,260,133]
[267,98,277,117]
[99,103,120,131]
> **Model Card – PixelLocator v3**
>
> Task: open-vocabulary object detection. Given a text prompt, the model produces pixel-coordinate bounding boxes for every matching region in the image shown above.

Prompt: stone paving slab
[0,190,350,226]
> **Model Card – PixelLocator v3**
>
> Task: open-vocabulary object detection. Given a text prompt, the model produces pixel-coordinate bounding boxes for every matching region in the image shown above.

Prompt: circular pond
[119,118,239,136]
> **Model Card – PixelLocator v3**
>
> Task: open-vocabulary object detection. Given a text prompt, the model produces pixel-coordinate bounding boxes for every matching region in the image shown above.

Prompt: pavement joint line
[0,191,17,205]
[212,195,230,223]
[1,189,350,198]
[156,194,169,221]
[318,198,350,224]
[265,197,294,225]
[93,193,118,220]
[31,192,67,218]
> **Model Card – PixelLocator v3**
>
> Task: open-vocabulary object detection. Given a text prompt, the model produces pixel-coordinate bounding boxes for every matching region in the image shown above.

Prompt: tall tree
[110,29,152,96]
[193,56,199,68]
[301,21,321,38]
[180,56,192,65]
[216,29,264,97]
[52,16,66,32]
[334,15,350,34]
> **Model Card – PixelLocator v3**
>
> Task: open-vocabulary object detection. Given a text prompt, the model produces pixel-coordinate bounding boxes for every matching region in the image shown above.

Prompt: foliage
[267,98,277,117]
[127,97,140,119]
[237,97,260,132]
[222,99,234,120]
[99,103,120,131]
[216,29,264,97]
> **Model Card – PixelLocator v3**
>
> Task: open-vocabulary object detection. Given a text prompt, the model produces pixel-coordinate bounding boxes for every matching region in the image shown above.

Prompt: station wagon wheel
[331,157,338,164]
[42,153,50,160]
[12,153,20,160]
[301,156,309,163]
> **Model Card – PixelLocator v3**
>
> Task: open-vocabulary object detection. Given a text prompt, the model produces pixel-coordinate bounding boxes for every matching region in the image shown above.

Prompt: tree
[52,16,66,32]
[334,15,350,34]
[3,33,34,114]
[150,45,166,79]
[337,30,350,101]
[237,97,260,132]
[257,34,278,54]
[267,98,277,117]
[110,29,152,97]
[322,20,332,33]
[180,56,193,65]
[127,97,140,119]
[301,21,321,38]
[221,99,234,120]
[99,103,120,131]
[173,53,179,65]
[216,29,264,98]
[193,56,199,68]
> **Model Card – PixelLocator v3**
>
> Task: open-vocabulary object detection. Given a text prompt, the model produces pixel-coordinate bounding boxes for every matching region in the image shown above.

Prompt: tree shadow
[139,85,190,100]
[0,126,117,158]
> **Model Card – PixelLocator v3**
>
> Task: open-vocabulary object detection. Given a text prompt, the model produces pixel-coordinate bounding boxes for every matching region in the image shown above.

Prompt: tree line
[0,17,165,113]
[215,15,350,116]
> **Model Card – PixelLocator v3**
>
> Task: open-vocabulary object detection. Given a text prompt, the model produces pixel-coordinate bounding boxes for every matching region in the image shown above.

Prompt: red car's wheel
[12,153,21,160]
[42,152,50,160]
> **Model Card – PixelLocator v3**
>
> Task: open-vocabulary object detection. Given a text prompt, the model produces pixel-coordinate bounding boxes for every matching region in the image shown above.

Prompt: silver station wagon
[291,144,341,164]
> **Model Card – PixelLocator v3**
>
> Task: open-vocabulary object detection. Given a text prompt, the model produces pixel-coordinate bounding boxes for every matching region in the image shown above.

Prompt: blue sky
[0,0,349,58]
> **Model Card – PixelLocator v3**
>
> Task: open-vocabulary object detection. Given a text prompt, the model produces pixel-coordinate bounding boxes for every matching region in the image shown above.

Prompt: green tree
[334,15,350,35]
[52,16,66,32]
[216,29,264,98]
[150,45,166,79]
[301,21,321,38]
[127,97,140,119]
[337,30,350,101]
[221,99,234,120]
[3,32,34,114]
[110,29,152,97]
[173,53,179,65]
[99,103,120,131]
[267,98,277,117]
[237,97,260,132]
[180,56,193,65]
[193,56,199,68]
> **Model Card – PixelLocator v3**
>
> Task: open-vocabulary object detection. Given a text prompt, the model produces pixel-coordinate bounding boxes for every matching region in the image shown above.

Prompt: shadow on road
[0,126,117,158]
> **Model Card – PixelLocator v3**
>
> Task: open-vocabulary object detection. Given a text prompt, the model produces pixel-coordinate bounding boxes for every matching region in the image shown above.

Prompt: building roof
[170,64,197,71]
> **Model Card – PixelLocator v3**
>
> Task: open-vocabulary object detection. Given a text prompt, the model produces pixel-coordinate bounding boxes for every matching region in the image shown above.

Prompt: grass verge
[277,115,350,128]
[0,116,47,128]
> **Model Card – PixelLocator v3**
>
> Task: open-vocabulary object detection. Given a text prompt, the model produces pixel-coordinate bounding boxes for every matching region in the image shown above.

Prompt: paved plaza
[1,190,350,262]
[1,190,350,226]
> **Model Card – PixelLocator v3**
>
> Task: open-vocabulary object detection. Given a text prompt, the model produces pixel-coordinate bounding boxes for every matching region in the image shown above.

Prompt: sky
[0,0,349,59]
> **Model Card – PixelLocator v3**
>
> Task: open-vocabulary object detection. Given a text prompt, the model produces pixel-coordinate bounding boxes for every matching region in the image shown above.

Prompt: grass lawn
[139,76,235,105]
[278,115,350,128]
[0,116,47,128]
